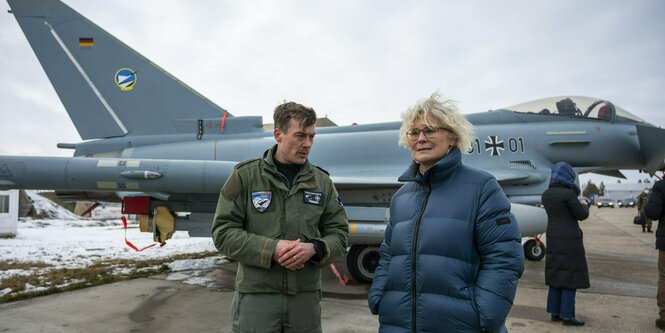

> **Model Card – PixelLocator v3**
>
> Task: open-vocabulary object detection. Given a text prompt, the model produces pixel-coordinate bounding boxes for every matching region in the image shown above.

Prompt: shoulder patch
[313,165,330,176]
[496,217,511,226]
[235,158,260,169]
[221,172,243,200]
[331,184,343,207]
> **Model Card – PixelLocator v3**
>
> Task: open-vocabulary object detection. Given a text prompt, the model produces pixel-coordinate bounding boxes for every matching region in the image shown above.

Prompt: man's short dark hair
[273,102,317,133]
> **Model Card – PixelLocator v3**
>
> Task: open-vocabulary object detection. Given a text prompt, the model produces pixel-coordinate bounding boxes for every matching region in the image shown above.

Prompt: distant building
[90,203,124,219]
[604,183,649,201]
[0,190,18,237]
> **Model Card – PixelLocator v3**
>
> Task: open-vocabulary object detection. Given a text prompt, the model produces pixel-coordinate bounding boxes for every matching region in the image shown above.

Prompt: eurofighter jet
[3,0,665,282]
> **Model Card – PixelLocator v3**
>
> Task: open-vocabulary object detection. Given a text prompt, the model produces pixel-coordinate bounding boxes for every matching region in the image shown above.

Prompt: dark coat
[542,183,590,289]
[645,179,665,249]
[368,147,524,333]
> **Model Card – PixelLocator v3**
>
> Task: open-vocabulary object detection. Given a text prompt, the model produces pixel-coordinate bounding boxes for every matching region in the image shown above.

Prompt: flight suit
[638,190,653,232]
[212,145,348,332]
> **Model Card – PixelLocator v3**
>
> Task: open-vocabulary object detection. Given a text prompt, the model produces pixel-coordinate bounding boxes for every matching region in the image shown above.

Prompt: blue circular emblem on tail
[115,68,137,91]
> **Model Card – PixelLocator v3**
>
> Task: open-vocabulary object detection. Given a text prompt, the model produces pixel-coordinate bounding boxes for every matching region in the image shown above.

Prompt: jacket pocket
[374,290,387,316]
[246,210,282,238]
[465,286,482,328]
[298,198,325,239]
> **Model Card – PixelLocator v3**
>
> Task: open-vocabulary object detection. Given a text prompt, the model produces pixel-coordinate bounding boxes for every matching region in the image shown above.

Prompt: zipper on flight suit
[266,167,292,294]
[411,182,431,333]
[282,194,288,294]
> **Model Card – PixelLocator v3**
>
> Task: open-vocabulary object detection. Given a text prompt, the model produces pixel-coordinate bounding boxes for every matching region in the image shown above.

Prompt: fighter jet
[3,0,665,282]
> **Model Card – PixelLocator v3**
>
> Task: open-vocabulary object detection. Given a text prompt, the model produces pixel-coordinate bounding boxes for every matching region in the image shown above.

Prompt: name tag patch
[496,217,511,226]
[304,191,323,205]
[252,191,272,212]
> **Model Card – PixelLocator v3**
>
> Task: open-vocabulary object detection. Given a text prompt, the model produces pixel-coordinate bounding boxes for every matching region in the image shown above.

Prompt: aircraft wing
[331,176,403,187]
[332,168,545,188]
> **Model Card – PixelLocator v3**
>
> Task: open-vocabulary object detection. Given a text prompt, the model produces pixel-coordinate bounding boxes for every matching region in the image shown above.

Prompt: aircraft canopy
[504,96,646,124]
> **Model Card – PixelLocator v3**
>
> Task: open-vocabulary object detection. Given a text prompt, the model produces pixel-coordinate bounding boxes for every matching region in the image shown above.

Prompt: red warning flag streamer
[214,111,229,161]
[329,263,346,286]
[122,216,157,252]
[220,111,228,134]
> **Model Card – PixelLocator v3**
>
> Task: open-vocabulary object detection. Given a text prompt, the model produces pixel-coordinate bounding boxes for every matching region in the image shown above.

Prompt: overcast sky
[1,0,663,184]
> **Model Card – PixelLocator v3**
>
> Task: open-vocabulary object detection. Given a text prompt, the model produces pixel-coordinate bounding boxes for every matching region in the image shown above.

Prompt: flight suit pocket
[299,191,325,239]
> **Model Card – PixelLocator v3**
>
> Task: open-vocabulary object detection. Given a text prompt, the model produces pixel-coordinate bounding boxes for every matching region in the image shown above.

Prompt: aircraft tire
[347,245,380,283]
[524,239,545,261]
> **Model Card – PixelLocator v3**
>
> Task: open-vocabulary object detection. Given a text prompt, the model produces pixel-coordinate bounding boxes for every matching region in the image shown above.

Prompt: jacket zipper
[411,182,431,333]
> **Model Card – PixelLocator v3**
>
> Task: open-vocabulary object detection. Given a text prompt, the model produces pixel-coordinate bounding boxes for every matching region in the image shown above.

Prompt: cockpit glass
[503,96,646,123]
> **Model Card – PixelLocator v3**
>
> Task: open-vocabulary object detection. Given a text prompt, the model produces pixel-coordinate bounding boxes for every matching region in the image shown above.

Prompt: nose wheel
[524,238,545,261]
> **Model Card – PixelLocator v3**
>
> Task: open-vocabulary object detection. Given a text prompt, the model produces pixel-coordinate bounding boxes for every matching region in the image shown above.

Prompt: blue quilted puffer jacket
[368,147,524,332]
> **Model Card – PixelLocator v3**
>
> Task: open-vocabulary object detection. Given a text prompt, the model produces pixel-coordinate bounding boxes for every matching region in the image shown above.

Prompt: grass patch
[0,251,220,304]
[36,192,76,213]
[0,260,53,270]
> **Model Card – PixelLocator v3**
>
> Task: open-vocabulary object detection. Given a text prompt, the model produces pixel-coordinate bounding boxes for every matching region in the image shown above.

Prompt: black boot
[656,318,665,330]
[562,318,585,326]
[643,225,647,232]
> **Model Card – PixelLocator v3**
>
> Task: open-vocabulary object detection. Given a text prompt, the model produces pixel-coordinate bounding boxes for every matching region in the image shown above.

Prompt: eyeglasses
[405,127,449,140]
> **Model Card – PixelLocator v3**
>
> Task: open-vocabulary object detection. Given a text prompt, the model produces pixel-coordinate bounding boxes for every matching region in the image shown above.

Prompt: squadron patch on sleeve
[252,191,272,212]
[304,190,323,205]
[331,185,343,207]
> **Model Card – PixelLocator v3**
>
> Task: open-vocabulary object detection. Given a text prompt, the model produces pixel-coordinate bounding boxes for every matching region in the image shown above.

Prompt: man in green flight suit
[212,101,349,333]
[639,187,653,233]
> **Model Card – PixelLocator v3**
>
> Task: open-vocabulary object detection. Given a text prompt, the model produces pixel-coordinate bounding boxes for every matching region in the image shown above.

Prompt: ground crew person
[211,102,348,333]
[638,187,653,232]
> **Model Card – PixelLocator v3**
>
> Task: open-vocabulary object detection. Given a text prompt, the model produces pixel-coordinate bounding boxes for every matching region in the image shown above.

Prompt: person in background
[542,162,590,326]
[638,187,653,233]
[211,102,348,333]
[368,93,524,332]
[645,178,665,330]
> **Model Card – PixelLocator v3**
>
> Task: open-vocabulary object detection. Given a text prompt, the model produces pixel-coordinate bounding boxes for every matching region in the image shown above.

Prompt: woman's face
[408,115,457,171]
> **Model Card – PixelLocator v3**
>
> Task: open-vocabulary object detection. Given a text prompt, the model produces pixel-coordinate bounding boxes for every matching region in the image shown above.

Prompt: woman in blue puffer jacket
[368,93,524,332]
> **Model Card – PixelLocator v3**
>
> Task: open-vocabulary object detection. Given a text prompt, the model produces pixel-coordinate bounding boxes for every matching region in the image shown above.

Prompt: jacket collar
[398,146,463,183]
[263,144,312,173]
[262,144,314,191]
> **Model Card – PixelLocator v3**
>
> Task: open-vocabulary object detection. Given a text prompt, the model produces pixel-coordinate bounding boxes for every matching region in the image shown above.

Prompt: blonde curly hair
[399,92,473,153]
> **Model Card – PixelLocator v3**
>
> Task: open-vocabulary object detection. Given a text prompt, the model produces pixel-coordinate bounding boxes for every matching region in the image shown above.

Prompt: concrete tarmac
[0,206,661,332]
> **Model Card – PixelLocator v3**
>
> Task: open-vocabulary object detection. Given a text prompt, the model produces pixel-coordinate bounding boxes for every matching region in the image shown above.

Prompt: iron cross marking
[0,164,12,177]
[484,136,504,156]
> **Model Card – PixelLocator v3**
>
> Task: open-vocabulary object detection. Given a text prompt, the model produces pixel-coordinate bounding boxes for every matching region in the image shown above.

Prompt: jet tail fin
[8,0,228,140]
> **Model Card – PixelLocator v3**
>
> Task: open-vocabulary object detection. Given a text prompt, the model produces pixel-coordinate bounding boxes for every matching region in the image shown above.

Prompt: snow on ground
[2,219,219,271]
[1,192,229,299]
